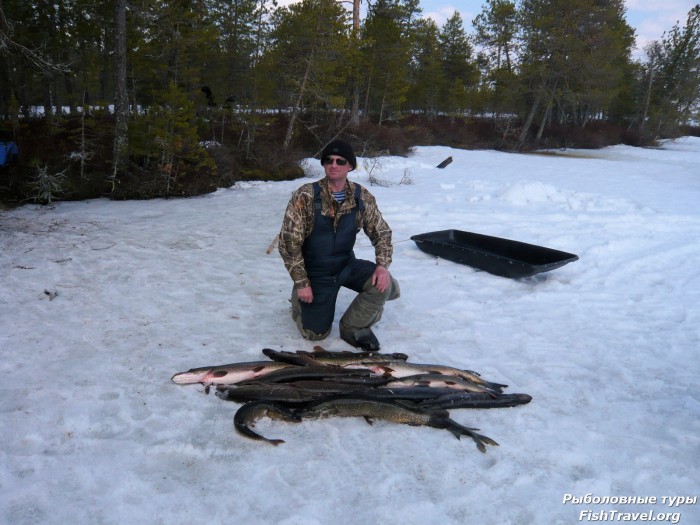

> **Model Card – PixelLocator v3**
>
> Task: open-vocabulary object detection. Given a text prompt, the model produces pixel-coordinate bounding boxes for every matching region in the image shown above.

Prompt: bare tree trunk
[283,53,313,150]
[111,0,129,192]
[639,57,656,133]
[378,74,389,126]
[349,0,361,128]
[43,79,54,124]
[350,85,361,128]
[362,69,373,117]
[518,93,541,148]
[536,102,550,141]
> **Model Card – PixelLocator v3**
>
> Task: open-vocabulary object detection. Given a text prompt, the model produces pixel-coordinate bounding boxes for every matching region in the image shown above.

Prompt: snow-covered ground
[2,138,699,525]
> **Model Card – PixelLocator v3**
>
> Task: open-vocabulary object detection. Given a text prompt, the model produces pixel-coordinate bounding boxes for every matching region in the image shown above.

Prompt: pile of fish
[171,347,532,453]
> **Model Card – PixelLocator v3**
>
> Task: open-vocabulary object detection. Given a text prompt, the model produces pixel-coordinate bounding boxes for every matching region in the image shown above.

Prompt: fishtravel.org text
[563,494,697,523]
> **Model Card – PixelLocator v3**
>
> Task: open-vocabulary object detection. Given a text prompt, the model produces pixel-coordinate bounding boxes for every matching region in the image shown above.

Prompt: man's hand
[372,265,391,293]
[297,286,313,303]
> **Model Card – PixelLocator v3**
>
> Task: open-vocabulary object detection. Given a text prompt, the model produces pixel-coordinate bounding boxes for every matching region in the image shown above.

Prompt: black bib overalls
[298,182,376,335]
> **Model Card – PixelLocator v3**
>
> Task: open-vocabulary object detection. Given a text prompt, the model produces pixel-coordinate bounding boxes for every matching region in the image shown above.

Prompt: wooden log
[436,156,453,169]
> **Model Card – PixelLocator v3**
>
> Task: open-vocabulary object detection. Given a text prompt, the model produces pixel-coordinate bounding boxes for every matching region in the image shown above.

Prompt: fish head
[171,369,211,384]
[171,367,253,386]
[172,362,282,386]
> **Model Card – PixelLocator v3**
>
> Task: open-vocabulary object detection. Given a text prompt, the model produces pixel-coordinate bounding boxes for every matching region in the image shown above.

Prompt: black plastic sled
[410,229,578,279]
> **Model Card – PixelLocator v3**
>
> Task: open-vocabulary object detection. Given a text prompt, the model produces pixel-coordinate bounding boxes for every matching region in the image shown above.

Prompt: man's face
[323,155,352,184]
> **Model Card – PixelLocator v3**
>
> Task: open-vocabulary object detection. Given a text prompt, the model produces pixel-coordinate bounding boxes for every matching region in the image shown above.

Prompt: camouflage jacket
[279,177,393,289]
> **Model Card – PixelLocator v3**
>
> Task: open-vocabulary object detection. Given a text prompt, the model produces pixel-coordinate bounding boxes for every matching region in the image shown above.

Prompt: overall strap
[312,182,323,213]
[354,183,364,212]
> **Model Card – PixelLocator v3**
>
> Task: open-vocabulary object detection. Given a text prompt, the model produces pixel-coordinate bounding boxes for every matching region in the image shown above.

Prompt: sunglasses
[322,157,349,166]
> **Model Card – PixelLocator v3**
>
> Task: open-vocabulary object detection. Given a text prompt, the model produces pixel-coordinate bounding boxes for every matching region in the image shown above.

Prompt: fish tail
[234,420,288,446]
[233,402,299,445]
[473,383,502,397]
[461,371,507,391]
[440,416,498,453]
[269,406,303,423]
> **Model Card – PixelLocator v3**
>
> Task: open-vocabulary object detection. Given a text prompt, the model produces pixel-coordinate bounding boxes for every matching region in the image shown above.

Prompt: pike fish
[304,345,409,361]
[171,361,294,387]
[294,395,499,453]
[345,361,507,392]
[216,380,370,403]
[235,364,381,385]
[261,348,409,367]
[418,392,533,410]
[381,373,501,397]
[217,383,460,404]
[233,400,301,446]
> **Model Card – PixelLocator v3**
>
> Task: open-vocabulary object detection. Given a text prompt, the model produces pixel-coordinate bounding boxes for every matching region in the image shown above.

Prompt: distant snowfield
[1,138,699,525]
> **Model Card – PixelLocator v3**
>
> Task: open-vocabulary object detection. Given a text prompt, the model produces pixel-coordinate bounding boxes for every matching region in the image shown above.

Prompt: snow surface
[2,138,699,525]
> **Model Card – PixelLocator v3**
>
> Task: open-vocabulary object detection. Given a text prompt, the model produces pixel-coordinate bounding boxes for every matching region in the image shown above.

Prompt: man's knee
[361,275,400,302]
[387,277,400,301]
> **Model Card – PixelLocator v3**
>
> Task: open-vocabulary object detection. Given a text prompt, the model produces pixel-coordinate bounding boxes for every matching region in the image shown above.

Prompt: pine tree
[259,0,352,148]
[205,0,265,106]
[472,0,517,72]
[408,18,443,116]
[438,11,478,115]
[361,0,421,123]
[472,0,518,117]
[517,0,634,145]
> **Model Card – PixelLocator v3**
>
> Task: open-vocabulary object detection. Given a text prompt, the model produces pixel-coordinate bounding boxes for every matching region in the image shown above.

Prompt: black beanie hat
[321,139,357,170]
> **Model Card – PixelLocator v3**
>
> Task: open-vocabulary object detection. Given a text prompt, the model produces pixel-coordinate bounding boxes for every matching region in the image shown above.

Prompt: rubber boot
[339,276,400,350]
[341,327,381,352]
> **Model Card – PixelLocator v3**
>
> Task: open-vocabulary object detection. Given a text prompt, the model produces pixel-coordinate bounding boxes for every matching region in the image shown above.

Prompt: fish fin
[472,432,500,452]
[204,385,211,395]
[363,416,374,425]
[466,431,497,453]
[269,407,303,423]
[262,349,311,366]
[376,366,394,377]
[423,406,450,418]
[393,400,424,412]
[312,345,327,353]
[267,439,285,446]
[482,387,501,398]
[214,389,227,400]
[450,426,487,452]
[481,436,500,447]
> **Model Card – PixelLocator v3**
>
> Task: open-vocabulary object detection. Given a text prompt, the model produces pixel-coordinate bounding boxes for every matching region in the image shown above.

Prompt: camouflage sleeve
[278,185,314,289]
[359,186,393,268]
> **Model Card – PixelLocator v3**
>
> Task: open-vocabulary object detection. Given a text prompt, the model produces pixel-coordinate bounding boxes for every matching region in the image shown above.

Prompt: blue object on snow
[0,141,19,166]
